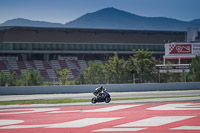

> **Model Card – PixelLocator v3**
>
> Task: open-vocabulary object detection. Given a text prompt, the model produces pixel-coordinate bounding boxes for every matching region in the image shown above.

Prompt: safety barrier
[0,82,200,95]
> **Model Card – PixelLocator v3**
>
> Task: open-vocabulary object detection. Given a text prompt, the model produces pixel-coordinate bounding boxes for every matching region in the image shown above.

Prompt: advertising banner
[193,44,200,54]
[165,43,200,55]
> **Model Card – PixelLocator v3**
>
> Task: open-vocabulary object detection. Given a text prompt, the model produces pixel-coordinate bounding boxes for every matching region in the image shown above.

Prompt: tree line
[0,49,200,86]
[60,49,200,85]
[0,70,43,86]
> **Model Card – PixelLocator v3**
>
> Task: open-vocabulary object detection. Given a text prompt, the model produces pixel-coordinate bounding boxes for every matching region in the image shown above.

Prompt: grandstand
[0,26,186,81]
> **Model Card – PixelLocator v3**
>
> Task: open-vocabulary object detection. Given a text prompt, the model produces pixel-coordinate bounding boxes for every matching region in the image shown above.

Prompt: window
[26,43,32,50]
[45,44,51,50]
[39,44,44,50]
[96,44,102,51]
[57,44,62,50]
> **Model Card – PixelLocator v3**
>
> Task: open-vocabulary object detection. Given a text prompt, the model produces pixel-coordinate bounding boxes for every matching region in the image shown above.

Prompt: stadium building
[0,26,186,81]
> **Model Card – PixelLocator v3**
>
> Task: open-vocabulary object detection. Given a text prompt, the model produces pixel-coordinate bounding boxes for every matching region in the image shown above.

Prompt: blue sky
[0,0,200,24]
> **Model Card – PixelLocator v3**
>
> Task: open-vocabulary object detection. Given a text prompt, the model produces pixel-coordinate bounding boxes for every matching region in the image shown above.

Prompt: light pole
[26,73,28,86]
[133,73,135,84]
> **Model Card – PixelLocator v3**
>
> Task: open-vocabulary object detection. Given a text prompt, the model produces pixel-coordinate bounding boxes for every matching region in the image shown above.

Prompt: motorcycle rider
[93,86,107,97]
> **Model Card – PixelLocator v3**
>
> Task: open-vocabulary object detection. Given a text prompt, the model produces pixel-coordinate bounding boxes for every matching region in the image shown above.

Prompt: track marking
[93,128,146,132]
[0,125,48,129]
[147,103,200,110]
[84,105,142,112]
[116,116,195,127]
[0,118,123,129]
[0,108,60,115]
[0,120,24,126]
[171,126,200,130]
[49,105,142,113]
[47,118,123,128]
[0,102,199,132]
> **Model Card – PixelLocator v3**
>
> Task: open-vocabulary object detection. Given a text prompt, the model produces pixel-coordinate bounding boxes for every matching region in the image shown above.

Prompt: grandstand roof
[0,26,186,44]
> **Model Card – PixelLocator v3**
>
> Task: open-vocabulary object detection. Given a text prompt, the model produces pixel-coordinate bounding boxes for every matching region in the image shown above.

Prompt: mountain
[190,19,200,25]
[66,7,147,29]
[65,7,198,31]
[1,7,200,31]
[0,18,64,27]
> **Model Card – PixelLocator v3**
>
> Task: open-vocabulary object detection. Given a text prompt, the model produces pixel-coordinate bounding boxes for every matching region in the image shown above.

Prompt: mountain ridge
[0,18,64,27]
[1,7,200,31]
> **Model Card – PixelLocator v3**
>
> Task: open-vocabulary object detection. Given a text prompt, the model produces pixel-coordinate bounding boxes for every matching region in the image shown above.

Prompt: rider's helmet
[99,86,104,91]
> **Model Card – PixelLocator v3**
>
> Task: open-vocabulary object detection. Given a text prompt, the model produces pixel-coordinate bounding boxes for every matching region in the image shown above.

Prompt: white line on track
[47,118,123,128]
[93,128,146,132]
[0,120,24,126]
[49,105,142,113]
[171,126,200,130]
[116,116,195,127]
[0,118,123,129]
[147,103,200,110]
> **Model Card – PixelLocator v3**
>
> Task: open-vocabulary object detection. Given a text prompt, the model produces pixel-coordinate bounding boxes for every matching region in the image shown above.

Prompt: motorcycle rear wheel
[91,97,97,104]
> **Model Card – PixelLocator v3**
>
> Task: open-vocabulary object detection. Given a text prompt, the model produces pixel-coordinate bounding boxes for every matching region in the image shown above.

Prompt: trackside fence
[0,82,200,95]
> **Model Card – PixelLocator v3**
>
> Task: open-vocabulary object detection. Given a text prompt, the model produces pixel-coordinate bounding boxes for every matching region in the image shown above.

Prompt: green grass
[0,95,199,105]
[112,95,200,101]
[0,98,91,105]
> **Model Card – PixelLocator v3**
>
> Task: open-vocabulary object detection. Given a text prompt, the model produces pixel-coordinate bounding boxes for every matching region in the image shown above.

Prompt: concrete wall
[0,82,200,95]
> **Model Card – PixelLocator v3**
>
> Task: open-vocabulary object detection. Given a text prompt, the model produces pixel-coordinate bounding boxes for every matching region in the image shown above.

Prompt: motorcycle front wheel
[105,97,111,103]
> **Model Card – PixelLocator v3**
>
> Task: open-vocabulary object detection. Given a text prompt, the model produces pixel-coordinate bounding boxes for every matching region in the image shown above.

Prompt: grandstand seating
[25,61,33,70]
[71,69,79,79]
[42,61,52,69]
[14,69,21,78]
[58,60,68,69]
[27,61,36,69]
[39,69,49,79]
[50,60,61,70]
[17,61,27,69]
[0,59,104,81]
[65,60,75,69]
[34,60,44,70]
[7,60,19,70]
[1,70,10,75]
[78,60,88,70]
[72,60,81,69]
[46,69,57,79]
[0,61,7,71]
[68,70,74,79]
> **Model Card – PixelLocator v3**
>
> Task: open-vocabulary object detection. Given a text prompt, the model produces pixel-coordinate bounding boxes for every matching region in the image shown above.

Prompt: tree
[0,72,7,86]
[132,49,155,83]
[0,72,18,86]
[126,56,137,83]
[20,70,43,86]
[168,72,181,82]
[103,53,129,83]
[189,55,200,81]
[7,72,18,86]
[57,68,70,85]
[80,61,105,84]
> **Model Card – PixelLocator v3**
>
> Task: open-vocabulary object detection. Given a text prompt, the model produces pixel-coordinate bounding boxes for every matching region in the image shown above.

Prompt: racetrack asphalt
[0,94,200,109]
[0,101,200,132]
[0,90,200,101]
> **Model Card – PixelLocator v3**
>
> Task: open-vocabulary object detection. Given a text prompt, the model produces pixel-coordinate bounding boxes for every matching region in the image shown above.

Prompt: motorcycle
[91,91,111,104]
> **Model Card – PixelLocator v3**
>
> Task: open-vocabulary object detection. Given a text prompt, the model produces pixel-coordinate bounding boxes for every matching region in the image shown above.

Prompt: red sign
[169,44,192,54]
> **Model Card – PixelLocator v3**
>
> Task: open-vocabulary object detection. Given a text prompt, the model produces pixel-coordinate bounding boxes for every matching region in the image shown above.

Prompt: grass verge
[0,95,199,105]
